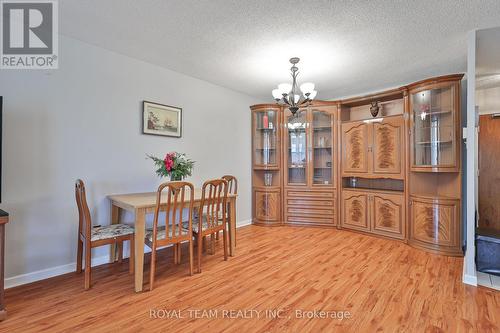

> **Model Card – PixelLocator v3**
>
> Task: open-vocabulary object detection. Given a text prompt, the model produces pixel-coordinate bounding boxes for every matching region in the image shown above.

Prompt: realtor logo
[1,0,58,69]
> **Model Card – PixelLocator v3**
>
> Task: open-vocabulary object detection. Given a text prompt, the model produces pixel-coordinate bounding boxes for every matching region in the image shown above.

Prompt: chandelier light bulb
[272,89,282,100]
[300,82,315,95]
[278,83,292,95]
[309,90,317,100]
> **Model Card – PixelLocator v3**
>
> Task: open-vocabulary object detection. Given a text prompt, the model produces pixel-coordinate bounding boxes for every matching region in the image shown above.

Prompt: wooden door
[341,121,370,175]
[255,189,280,222]
[410,196,459,248]
[342,190,369,231]
[409,81,460,172]
[478,114,500,230]
[372,116,405,178]
[310,106,336,187]
[371,192,405,239]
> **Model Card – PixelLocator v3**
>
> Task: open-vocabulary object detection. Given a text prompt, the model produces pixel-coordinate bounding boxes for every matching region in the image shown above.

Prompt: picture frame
[142,101,182,138]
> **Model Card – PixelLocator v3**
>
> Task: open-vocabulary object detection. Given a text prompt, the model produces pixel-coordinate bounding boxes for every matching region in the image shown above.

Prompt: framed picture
[142,101,182,138]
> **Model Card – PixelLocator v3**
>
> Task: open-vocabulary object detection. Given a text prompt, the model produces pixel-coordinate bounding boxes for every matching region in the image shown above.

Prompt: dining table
[107,190,237,292]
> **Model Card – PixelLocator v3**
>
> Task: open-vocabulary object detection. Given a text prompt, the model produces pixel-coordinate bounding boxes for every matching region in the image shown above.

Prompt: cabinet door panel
[342,191,369,231]
[371,193,404,239]
[410,197,459,247]
[373,117,404,178]
[342,122,369,174]
[252,109,280,168]
[255,190,280,222]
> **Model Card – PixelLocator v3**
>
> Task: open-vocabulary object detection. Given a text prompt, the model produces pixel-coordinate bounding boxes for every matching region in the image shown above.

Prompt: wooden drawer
[287,215,335,225]
[287,191,334,199]
[285,190,337,225]
[287,198,335,207]
[287,206,334,216]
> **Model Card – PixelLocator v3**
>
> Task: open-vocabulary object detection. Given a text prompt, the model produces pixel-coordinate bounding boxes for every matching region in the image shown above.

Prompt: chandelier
[271,57,317,116]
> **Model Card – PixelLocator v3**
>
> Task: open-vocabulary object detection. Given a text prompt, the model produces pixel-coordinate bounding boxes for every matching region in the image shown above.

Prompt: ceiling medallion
[271,57,317,116]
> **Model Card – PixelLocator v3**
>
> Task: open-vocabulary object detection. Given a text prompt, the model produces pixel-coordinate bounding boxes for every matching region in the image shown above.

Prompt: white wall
[476,86,500,114]
[0,36,262,283]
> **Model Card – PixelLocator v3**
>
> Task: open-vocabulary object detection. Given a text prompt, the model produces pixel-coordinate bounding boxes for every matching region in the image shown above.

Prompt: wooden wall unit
[250,74,463,256]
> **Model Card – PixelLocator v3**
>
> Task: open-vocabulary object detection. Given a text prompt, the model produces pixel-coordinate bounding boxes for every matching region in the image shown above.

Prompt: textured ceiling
[60,0,500,100]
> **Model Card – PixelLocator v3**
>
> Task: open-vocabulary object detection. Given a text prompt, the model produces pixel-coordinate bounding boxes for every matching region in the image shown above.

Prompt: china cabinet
[250,74,463,256]
[410,79,460,172]
[283,104,337,226]
[407,74,463,255]
[251,105,282,226]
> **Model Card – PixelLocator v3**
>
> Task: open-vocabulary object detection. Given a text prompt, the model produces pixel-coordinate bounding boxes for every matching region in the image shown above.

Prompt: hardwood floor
[2,226,499,332]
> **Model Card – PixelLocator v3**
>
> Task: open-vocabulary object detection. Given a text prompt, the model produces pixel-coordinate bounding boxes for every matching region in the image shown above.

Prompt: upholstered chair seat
[91,224,134,242]
[145,226,188,242]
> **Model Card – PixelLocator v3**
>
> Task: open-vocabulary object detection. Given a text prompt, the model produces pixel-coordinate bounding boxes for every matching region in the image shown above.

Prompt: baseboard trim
[462,263,478,286]
[5,220,253,289]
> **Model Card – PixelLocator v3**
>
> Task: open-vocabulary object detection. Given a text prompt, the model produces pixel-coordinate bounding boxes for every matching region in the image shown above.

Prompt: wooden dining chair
[75,179,135,290]
[216,175,238,242]
[145,181,194,290]
[183,179,229,273]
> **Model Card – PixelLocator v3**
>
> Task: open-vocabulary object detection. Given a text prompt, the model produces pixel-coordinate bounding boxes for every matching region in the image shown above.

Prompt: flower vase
[170,174,182,181]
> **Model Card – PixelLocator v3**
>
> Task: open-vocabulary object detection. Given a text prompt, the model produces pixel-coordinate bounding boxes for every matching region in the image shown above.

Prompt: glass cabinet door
[286,109,307,184]
[411,85,456,169]
[311,108,334,185]
[253,110,278,168]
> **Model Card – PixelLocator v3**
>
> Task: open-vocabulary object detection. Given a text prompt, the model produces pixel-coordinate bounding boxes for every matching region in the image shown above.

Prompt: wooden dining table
[107,190,237,292]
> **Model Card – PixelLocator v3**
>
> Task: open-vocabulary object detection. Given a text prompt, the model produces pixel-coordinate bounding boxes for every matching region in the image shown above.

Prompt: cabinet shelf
[313,146,332,149]
[255,127,276,131]
[415,140,452,145]
[415,109,452,116]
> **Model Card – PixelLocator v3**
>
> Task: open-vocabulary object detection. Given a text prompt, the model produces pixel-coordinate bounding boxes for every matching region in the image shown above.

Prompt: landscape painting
[143,101,182,137]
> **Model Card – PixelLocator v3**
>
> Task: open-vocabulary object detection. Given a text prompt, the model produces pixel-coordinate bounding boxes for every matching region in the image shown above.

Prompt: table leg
[109,204,121,263]
[229,198,236,256]
[134,208,146,292]
[0,223,6,321]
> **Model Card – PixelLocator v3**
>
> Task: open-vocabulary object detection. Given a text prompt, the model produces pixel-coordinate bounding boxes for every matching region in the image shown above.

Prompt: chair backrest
[152,181,194,245]
[75,179,92,241]
[222,175,238,195]
[198,179,228,232]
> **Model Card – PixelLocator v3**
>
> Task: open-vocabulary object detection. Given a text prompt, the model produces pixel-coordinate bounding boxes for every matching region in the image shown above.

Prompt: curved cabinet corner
[409,195,462,256]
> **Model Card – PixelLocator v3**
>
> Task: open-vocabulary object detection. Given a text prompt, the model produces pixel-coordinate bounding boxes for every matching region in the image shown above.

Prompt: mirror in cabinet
[410,82,459,172]
[253,108,279,168]
[286,109,307,185]
[312,109,334,185]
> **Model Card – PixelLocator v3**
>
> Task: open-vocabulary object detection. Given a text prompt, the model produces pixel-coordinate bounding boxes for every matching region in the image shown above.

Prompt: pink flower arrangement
[148,152,194,181]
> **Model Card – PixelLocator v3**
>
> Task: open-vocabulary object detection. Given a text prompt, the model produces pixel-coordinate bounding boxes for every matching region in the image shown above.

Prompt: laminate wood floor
[2,226,499,332]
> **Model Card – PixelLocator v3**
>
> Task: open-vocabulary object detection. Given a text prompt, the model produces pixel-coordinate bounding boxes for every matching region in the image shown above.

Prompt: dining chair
[216,175,238,242]
[145,181,194,290]
[183,179,228,273]
[75,179,135,290]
